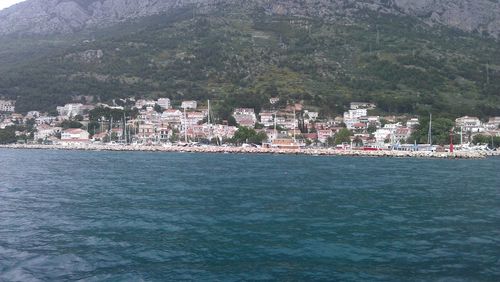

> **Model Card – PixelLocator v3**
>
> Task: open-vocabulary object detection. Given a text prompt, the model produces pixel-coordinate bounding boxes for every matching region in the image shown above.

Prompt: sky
[0,0,25,11]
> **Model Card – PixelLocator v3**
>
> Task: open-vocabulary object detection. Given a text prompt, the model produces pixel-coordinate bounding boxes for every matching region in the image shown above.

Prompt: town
[1,97,499,153]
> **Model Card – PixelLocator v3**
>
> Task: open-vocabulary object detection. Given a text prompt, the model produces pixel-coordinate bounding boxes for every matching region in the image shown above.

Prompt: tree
[473,134,500,148]
[367,123,377,134]
[60,120,83,129]
[232,127,268,145]
[326,136,335,147]
[87,121,100,135]
[0,127,16,144]
[233,127,257,144]
[249,131,268,145]
[410,116,454,145]
[227,116,238,127]
[335,128,352,145]
[154,104,163,113]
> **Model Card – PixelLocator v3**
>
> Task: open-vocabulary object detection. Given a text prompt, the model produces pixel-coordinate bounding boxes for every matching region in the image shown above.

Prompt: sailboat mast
[293,106,296,142]
[184,106,188,143]
[208,100,210,125]
[428,113,432,145]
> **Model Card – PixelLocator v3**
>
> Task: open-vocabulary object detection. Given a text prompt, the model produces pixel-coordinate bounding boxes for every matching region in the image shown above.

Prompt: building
[344,109,368,129]
[269,138,301,150]
[137,123,156,143]
[157,98,171,109]
[35,115,57,125]
[135,99,156,109]
[34,125,61,140]
[374,128,392,144]
[259,112,275,127]
[406,118,420,129]
[394,127,412,143]
[25,111,40,119]
[0,100,16,112]
[162,109,183,124]
[350,102,376,110]
[455,116,483,133]
[317,129,334,143]
[303,110,319,122]
[485,117,500,130]
[61,128,90,142]
[57,103,84,117]
[185,111,206,127]
[233,108,257,128]
[269,97,280,105]
[181,100,197,109]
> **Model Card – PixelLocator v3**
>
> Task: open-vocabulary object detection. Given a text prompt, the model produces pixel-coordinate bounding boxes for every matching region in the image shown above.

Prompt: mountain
[1,0,500,37]
[0,0,499,118]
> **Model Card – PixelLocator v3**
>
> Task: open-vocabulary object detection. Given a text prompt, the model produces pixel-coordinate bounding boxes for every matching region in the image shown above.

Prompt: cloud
[0,0,26,11]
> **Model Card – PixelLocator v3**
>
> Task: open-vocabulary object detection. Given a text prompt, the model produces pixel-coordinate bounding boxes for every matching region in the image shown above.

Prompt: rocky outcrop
[0,0,499,37]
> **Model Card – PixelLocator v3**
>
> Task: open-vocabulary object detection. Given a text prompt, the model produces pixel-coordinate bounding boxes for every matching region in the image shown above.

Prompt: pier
[1,144,495,159]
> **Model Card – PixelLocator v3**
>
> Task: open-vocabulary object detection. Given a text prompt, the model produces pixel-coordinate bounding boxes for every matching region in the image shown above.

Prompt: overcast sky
[0,0,25,10]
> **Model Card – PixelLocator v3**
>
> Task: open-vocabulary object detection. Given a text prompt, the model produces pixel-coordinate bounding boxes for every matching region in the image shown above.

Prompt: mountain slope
[0,0,499,118]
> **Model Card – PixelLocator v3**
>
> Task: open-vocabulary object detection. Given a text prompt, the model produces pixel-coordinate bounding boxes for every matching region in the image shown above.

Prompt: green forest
[0,5,499,119]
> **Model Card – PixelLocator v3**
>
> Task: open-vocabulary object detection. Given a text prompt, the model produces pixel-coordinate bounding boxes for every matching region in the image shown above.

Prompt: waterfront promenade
[1,144,496,159]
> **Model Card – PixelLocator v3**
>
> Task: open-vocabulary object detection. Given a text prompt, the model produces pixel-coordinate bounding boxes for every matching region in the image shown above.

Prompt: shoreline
[1,144,497,159]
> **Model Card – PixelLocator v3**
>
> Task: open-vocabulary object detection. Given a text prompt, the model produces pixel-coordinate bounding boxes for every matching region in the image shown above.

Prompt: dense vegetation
[0,5,499,119]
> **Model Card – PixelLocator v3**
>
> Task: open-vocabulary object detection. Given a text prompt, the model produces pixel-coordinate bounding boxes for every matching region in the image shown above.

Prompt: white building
[259,112,275,127]
[135,99,156,109]
[162,109,183,124]
[35,125,62,140]
[184,111,206,127]
[157,98,171,109]
[317,129,334,143]
[455,116,483,133]
[406,118,420,129]
[57,103,84,117]
[344,109,368,119]
[394,127,412,143]
[26,111,40,119]
[181,101,197,109]
[344,109,368,129]
[303,110,319,122]
[374,128,392,144]
[35,115,57,125]
[350,102,376,110]
[485,117,500,130]
[0,100,15,112]
[61,128,90,142]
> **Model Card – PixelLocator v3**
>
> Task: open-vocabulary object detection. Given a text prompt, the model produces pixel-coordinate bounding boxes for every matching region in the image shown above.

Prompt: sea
[0,149,499,281]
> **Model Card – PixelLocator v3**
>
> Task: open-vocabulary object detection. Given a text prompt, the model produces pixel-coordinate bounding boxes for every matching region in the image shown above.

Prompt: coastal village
[1,97,500,153]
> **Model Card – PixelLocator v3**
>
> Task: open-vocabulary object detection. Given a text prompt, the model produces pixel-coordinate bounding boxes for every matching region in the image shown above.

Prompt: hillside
[0,0,499,118]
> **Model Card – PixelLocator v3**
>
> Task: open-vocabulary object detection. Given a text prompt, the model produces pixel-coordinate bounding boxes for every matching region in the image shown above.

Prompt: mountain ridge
[1,0,500,38]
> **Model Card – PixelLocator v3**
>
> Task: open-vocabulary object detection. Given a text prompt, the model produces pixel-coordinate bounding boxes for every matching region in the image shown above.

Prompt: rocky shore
[1,144,497,159]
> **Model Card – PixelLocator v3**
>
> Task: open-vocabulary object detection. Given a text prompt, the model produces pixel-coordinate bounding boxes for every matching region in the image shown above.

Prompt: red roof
[303,133,318,139]
[353,123,367,128]
[64,128,86,134]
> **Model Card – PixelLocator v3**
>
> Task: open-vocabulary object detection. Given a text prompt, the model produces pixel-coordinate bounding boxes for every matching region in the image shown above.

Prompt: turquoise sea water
[0,149,499,281]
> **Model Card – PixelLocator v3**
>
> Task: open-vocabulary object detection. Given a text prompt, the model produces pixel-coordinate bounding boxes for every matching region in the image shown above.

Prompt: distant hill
[0,0,499,118]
